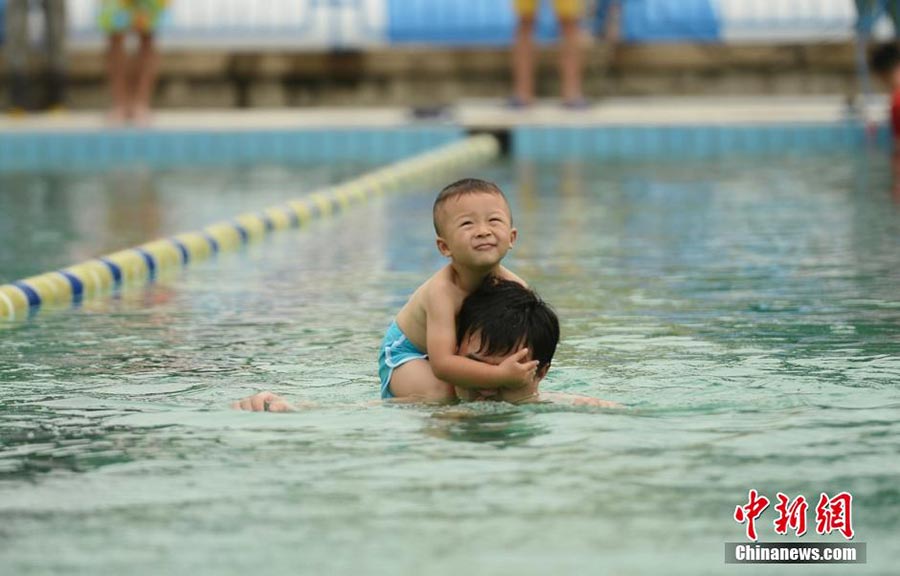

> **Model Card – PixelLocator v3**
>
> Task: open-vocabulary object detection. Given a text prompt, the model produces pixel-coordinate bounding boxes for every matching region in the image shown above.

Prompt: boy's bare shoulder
[421,266,464,302]
[398,268,454,335]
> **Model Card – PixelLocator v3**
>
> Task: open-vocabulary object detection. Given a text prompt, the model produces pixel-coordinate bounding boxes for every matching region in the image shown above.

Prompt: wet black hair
[870,42,900,77]
[456,276,559,371]
[432,178,510,235]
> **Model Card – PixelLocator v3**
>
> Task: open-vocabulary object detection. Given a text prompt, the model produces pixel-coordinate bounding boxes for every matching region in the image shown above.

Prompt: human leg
[132,32,160,122]
[105,33,129,122]
[4,0,29,111]
[558,18,584,104]
[387,359,457,403]
[556,0,584,104]
[512,0,538,105]
[42,0,67,109]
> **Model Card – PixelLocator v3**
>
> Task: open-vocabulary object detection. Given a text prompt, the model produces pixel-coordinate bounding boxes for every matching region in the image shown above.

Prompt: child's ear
[536,362,550,381]
[509,228,518,247]
[436,236,451,257]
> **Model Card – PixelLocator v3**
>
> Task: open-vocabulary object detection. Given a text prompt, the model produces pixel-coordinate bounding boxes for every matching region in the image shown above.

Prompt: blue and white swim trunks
[378,320,428,399]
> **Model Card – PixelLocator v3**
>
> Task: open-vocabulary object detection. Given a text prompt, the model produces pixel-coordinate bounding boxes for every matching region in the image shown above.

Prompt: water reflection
[99,169,163,247]
[0,171,74,280]
[0,168,165,280]
[512,161,587,277]
[423,404,549,447]
[0,162,370,283]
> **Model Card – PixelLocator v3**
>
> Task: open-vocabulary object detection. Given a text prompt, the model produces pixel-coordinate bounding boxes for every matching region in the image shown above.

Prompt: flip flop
[506,96,533,109]
[562,97,592,110]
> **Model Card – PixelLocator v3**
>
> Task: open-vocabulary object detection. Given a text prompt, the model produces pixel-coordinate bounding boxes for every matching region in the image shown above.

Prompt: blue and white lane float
[0,134,500,321]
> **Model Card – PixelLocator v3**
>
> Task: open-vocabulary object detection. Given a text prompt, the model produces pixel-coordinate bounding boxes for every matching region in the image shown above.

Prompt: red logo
[734,489,770,541]
[774,493,808,537]
[815,492,854,540]
[734,490,854,541]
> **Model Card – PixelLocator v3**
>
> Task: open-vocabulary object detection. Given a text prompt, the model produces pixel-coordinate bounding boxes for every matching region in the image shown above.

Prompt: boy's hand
[497,348,540,388]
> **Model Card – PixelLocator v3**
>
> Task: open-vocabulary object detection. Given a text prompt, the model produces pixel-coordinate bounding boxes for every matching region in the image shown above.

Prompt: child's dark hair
[456,276,559,371]
[870,43,900,78]
[433,178,510,235]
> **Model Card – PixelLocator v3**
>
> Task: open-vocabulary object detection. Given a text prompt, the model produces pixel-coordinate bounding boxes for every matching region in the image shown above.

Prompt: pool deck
[0,96,888,133]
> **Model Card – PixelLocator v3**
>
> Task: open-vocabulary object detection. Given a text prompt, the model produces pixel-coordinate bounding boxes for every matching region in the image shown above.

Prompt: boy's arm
[425,288,537,390]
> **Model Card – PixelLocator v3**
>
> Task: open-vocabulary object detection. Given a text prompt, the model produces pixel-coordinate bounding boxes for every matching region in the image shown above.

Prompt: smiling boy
[378,178,539,402]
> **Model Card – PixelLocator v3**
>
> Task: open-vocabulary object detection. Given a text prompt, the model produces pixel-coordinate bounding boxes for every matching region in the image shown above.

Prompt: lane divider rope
[0,134,500,321]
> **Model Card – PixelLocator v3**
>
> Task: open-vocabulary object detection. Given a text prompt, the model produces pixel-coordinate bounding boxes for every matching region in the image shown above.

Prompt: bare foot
[130,105,153,127]
[105,106,128,126]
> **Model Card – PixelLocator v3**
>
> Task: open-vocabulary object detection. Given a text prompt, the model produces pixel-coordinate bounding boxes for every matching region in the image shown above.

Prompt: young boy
[378,178,540,402]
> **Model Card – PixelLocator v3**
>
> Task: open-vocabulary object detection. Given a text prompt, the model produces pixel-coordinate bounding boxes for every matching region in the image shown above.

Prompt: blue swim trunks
[378,320,428,399]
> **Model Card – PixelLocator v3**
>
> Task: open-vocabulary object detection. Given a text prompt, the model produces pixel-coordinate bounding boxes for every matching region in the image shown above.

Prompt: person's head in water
[455,276,559,402]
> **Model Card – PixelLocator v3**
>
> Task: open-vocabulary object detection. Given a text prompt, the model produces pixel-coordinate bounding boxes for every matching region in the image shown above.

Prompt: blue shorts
[378,320,428,399]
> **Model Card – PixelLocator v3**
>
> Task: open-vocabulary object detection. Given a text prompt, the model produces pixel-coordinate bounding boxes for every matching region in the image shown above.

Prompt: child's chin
[473,260,502,270]
[472,252,504,266]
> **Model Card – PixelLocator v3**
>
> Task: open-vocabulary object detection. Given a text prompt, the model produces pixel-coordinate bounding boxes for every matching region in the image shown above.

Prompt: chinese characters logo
[734,490,853,541]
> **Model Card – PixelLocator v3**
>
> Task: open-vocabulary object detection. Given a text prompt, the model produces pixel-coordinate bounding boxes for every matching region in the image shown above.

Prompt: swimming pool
[1,152,898,574]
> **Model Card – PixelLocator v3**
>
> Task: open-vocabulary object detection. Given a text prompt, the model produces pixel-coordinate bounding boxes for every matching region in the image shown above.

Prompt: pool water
[1,154,898,575]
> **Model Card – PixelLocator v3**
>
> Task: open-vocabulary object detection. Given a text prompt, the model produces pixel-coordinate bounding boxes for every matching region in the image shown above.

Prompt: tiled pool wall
[0,128,466,171]
[0,122,892,171]
[513,122,893,160]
